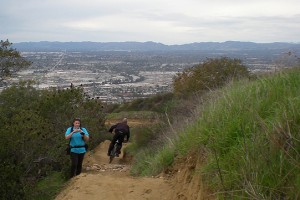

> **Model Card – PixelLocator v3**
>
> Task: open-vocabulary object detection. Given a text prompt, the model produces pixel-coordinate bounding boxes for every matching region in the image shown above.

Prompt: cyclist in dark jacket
[107,118,130,156]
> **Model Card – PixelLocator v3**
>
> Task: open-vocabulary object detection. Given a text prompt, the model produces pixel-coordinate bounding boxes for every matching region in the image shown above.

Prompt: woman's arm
[82,134,89,141]
[81,128,90,141]
[65,128,75,140]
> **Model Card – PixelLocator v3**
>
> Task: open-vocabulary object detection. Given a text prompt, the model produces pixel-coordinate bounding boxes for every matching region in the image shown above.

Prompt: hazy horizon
[12,40,300,45]
[2,0,300,45]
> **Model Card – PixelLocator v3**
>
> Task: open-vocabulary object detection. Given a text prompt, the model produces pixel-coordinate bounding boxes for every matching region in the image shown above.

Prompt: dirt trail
[55,140,173,200]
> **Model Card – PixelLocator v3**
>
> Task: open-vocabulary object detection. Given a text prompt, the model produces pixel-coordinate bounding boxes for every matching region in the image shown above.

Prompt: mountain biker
[107,118,130,157]
[65,118,89,178]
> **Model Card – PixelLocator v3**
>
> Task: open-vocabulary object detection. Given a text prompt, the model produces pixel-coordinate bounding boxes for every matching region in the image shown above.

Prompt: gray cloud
[1,0,300,44]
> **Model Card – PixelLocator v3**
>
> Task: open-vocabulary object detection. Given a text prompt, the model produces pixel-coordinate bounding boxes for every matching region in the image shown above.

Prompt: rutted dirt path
[55,140,173,200]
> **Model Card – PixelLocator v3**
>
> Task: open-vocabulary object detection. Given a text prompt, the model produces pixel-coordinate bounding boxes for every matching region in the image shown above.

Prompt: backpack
[65,127,88,155]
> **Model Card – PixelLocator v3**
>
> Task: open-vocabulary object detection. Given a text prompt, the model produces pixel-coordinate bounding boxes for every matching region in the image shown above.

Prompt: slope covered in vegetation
[132,69,300,199]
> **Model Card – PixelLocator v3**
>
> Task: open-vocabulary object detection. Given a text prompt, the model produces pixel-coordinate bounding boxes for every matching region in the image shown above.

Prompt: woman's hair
[73,118,81,123]
[72,118,81,127]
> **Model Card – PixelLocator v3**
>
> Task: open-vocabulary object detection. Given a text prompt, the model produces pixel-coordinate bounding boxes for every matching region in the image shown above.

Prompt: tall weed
[192,69,300,199]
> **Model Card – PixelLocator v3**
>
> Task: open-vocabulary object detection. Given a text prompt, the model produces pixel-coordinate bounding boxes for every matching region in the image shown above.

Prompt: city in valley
[2,46,297,103]
[6,51,187,103]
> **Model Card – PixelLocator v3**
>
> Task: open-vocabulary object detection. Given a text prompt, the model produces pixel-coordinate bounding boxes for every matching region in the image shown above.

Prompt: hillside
[55,68,300,199]
[134,69,300,199]
[2,50,300,199]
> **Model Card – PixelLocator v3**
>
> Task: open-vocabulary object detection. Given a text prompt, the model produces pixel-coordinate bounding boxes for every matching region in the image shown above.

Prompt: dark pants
[108,132,125,155]
[70,152,85,178]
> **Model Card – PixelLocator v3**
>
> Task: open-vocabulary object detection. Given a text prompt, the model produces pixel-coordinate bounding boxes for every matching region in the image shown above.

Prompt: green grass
[189,70,300,199]
[130,146,175,176]
[112,92,175,113]
[132,68,300,199]
[25,172,66,200]
[106,110,159,120]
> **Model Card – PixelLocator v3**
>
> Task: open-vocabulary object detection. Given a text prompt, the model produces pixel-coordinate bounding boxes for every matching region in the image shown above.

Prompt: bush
[173,57,251,96]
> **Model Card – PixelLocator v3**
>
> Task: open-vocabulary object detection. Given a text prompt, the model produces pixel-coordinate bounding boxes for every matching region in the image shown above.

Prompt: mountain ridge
[13,41,300,52]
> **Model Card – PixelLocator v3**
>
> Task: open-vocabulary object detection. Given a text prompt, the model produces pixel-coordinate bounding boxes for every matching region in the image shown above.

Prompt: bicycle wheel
[109,143,118,163]
[109,154,114,163]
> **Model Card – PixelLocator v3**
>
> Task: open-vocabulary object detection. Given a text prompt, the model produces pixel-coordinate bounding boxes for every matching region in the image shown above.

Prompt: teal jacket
[65,127,89,154]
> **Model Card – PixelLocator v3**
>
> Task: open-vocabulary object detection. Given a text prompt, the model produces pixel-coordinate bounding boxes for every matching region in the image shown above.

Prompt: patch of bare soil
[55,140,173,200]
[56,117,212,200]
[164,152,214,200]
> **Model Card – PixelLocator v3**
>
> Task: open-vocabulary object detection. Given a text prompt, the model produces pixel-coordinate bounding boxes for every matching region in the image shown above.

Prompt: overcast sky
[1,0,300,44]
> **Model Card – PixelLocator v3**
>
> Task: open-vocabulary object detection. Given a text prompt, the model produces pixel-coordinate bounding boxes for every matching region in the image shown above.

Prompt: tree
[173,57,251,95]
[0,39,31,82]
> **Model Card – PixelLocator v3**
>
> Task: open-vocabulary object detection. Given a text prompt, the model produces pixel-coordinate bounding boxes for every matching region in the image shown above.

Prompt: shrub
[173,57,251,96]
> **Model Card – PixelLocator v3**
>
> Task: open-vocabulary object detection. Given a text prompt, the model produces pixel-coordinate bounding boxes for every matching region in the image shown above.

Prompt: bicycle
[109,140,121,163]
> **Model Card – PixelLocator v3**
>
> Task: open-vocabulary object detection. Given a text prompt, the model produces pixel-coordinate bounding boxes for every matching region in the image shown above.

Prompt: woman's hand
[66,131,75,140]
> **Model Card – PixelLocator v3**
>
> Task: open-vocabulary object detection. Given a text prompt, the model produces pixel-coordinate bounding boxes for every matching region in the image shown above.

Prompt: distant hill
[13,41,300,52]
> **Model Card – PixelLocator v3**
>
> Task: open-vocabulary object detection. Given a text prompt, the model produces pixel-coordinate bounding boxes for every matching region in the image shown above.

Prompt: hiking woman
[65,118,89,178]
